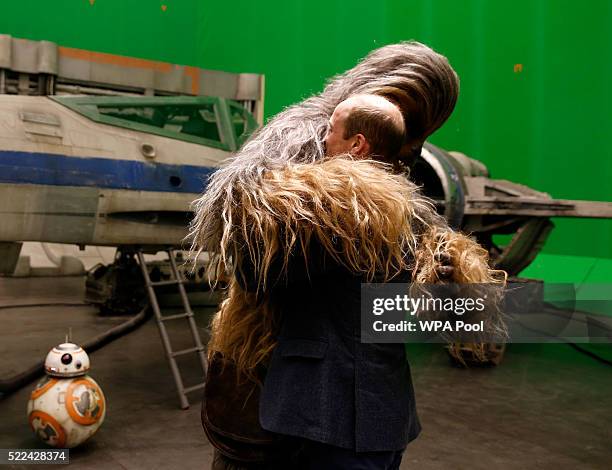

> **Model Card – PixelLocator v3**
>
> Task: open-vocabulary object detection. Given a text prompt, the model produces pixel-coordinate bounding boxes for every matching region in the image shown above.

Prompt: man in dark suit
[235,94,419,470]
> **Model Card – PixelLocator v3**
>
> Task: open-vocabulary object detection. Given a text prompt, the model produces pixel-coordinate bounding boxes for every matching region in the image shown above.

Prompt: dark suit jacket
[237,239,421,452]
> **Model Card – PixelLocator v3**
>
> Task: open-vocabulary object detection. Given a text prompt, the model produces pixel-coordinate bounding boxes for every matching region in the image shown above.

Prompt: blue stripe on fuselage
[0,150,215,193]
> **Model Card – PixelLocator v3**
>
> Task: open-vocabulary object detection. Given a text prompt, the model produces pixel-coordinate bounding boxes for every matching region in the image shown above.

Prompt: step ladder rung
[150,279,181,287]
[183,382,206,394]
[172,346,204,358]
[160,312,191,321]
[136,247,208,409]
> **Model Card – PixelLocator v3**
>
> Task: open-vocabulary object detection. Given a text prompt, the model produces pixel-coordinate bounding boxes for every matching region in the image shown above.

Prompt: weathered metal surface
[0,95,229,246]
[0,34,265,125]
[0,184,98,244]
[412,145,612,275]
[463,178,612,218]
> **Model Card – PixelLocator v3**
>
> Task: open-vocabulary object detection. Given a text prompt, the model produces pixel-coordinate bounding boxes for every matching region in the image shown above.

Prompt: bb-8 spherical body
[27,343,106,448]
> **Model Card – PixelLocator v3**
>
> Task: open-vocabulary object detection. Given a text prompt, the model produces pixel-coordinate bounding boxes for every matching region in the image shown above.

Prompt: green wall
[2,0,611,262]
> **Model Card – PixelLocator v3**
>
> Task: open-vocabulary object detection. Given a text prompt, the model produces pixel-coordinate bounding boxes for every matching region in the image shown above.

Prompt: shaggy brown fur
[189,42,506,381]
[201,157,506,382]
[190,41,460,263]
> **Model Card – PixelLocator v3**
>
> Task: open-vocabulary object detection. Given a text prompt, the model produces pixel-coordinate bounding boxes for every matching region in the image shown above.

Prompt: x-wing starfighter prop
[0,35,263,283]
[414,144,612,276]
[1,34,611,309]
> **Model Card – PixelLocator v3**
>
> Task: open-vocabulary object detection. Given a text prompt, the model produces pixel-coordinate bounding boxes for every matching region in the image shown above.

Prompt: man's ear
[350,134,370,157]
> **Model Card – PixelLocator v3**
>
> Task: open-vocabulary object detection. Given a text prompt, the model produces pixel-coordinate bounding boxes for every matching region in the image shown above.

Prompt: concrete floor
[0,276,610,469]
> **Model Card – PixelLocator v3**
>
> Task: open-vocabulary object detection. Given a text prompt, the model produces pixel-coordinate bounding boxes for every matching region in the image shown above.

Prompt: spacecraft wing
[463,177,612,218]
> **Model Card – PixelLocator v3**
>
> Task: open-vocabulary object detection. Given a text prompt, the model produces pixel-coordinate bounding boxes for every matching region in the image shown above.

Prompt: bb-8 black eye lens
[75,361,82,369]
[61,353,72,365]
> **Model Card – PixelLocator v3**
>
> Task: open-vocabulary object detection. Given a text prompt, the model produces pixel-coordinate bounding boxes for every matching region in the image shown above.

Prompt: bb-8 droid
[27,343,106,448]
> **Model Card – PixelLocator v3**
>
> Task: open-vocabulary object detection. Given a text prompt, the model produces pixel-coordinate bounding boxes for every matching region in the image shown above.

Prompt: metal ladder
[136,248,208,409]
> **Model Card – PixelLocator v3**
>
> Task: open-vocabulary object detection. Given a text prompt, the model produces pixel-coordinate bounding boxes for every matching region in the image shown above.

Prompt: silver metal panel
[5,37,58,74]
[56,55,91,84]
[0,35,265,118]
[154,67,188,94]
[93,217,189,246]
[462,178,612,218]
[0,184,98,244]
[9,38,39,74]
[0,35,58,73]
[22,123,63,138]
[235,73,263,101]
[20,111,61,126]
[0,35,12,69]
[38,41,58,74]
[92,189,193,246]
[199,70,238,98]
[90,62,155,91]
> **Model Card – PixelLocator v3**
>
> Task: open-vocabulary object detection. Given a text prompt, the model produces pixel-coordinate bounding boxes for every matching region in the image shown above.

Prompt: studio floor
[0,276,610,469]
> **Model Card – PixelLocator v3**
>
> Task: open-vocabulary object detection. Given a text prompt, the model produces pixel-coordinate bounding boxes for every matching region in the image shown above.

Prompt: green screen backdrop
[1,0,610,265]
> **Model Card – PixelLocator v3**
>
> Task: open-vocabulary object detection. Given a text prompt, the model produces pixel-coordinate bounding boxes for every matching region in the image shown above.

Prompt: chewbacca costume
[190,42,505,469]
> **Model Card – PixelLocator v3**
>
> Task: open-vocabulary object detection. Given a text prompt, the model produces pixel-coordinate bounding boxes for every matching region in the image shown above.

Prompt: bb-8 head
[44,343,90,377]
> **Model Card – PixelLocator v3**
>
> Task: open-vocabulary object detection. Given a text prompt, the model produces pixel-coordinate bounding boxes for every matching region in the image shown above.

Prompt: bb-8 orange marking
[30,377,58,400]
[28,410,67,448]
[65,378,106,425]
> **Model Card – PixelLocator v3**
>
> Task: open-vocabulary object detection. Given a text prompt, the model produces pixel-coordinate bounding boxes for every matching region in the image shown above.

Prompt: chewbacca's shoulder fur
[199,156,505,379]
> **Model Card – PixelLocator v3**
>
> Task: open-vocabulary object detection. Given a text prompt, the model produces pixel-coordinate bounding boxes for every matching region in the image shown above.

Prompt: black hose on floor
[0,304,150,396]
[0,302,88,310]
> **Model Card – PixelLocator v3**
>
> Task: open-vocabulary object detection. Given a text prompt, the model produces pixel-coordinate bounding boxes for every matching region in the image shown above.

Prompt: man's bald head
[325,94,405,161]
